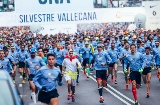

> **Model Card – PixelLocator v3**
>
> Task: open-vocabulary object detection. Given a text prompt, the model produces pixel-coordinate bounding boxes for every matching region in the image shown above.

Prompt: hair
[38,47,43,51]
[145,47,151,50]
[130,44,136,48]
[43,48,49,52]
[47,53,55,59]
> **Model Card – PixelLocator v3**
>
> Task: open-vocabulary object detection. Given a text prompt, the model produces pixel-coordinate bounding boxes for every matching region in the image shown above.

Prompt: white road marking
[90,73,93,74]
[89,76,131,105]
[20,76,22,78]
[117,71,124,74]
[93,75,96,78]
[107,84,135,104]
[19,84,22,87]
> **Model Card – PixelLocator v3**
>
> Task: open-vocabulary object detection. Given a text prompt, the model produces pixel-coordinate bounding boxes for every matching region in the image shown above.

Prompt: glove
[41,87,46,91]
[58,82,63,86]
[79,54,82,57]
[138,68,143,74]
[152,67,154,71]
[124,69,128,73]
[58,73,63,82]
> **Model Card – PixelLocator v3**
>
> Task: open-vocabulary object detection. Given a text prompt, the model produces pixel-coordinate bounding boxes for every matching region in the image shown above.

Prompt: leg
[142,74,147,84]
[146,72,151,97]
[114,63,118,81]
[67,80,72,100]
[132,80,138,101]
[29,81,37,103]
[50,98,58,105]
[76,70,79,83]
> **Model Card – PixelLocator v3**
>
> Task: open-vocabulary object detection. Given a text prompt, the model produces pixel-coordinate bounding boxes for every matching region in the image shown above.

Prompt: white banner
[15,0,94,12]
[144,1,160,30]
[40,24,77,35]
[0,8,145,26]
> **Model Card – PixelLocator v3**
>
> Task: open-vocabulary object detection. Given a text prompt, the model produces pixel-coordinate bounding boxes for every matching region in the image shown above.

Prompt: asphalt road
[16,65,160,105]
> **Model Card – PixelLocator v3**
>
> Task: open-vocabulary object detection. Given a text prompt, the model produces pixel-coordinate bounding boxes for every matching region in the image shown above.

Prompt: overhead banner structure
[0,8,145,26]
[144,1,160,30]
[15,0,94,12]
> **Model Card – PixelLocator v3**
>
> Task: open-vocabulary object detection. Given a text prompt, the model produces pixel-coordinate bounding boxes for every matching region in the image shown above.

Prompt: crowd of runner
[0,26,160,105]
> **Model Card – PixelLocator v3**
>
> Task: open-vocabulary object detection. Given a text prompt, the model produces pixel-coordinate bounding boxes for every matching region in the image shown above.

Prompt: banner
[15,0,94,12]
[0,8,145,26]
[40,24,77,35]
[144,1,160,30]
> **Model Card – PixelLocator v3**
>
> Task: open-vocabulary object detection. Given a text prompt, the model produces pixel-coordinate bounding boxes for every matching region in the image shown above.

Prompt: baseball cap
[85,42,89,45]
[97,44,103,48]
[30,48,36,53]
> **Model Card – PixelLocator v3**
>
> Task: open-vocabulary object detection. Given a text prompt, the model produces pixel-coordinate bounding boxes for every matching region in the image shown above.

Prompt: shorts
[142,67,151,75]
[96,70,107,81]
[38,89,59,104]
[64,74,76,86]
[109,62,117,67]
[156,65,160,68]
[28,74,35,81]
[55,63,62,71]
[130,71,141,84]
[83,58,89,67]
[19,62,25,68]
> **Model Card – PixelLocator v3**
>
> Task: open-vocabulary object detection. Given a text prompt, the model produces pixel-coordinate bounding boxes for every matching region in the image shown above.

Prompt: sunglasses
[69,52,73,54]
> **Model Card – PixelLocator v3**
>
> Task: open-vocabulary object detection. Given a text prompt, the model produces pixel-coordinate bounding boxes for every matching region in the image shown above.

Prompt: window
[0,80,15,105]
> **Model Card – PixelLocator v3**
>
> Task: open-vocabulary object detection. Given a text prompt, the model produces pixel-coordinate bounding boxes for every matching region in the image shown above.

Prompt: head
[111,43,115,49]
[47,53,56,67]
[141,41,145,47]
[43,48,49,57]
[85,42,89,47]
[4,49,9,57]
[137,41,141,48]
[0,50,4,60]
[38,47,43,56]
[145,47,151,54]
[97,44,103,52]
[130,44,136,54]
[30,48,36,58]
[69,49,73,57]
[21,45,25,51]
[155,41,159,47]
[125,42,130,49]
[11,46,15,52]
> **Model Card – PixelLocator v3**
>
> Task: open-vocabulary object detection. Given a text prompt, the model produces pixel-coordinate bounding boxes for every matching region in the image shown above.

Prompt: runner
[26,48,46,103]
[108,42,119,84]
[93,44,112,103]
[0,49,13,75]
[120,42,131,89]
[62,49,81,102]
[17,44,29,83]
[124,44,144,105]
[33,53,63,105]
[142,47,153,98]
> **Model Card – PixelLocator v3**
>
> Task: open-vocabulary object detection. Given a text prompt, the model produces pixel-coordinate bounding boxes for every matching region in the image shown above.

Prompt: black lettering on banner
[39,0,70,4]
[39,0,47,4]
[153,11,156,16]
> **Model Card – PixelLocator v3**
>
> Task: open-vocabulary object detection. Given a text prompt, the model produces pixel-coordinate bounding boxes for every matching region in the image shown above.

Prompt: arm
[40,58,46,67]
[33,70,43,90]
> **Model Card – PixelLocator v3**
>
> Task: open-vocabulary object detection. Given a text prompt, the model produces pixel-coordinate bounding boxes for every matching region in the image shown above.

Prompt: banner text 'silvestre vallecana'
[19,12,97,23]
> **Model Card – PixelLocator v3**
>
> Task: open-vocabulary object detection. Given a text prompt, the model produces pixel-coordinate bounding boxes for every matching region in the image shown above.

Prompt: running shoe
[67,94,71,100]
[126,84,129,90]
[111,76,114,82]
[106,82,108,88]
[22,79,25,84]
[114,80,118,84]
[135,100,139,105]
[146,93,149,98]
[72,95,75,102]
[99,96,104,103]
